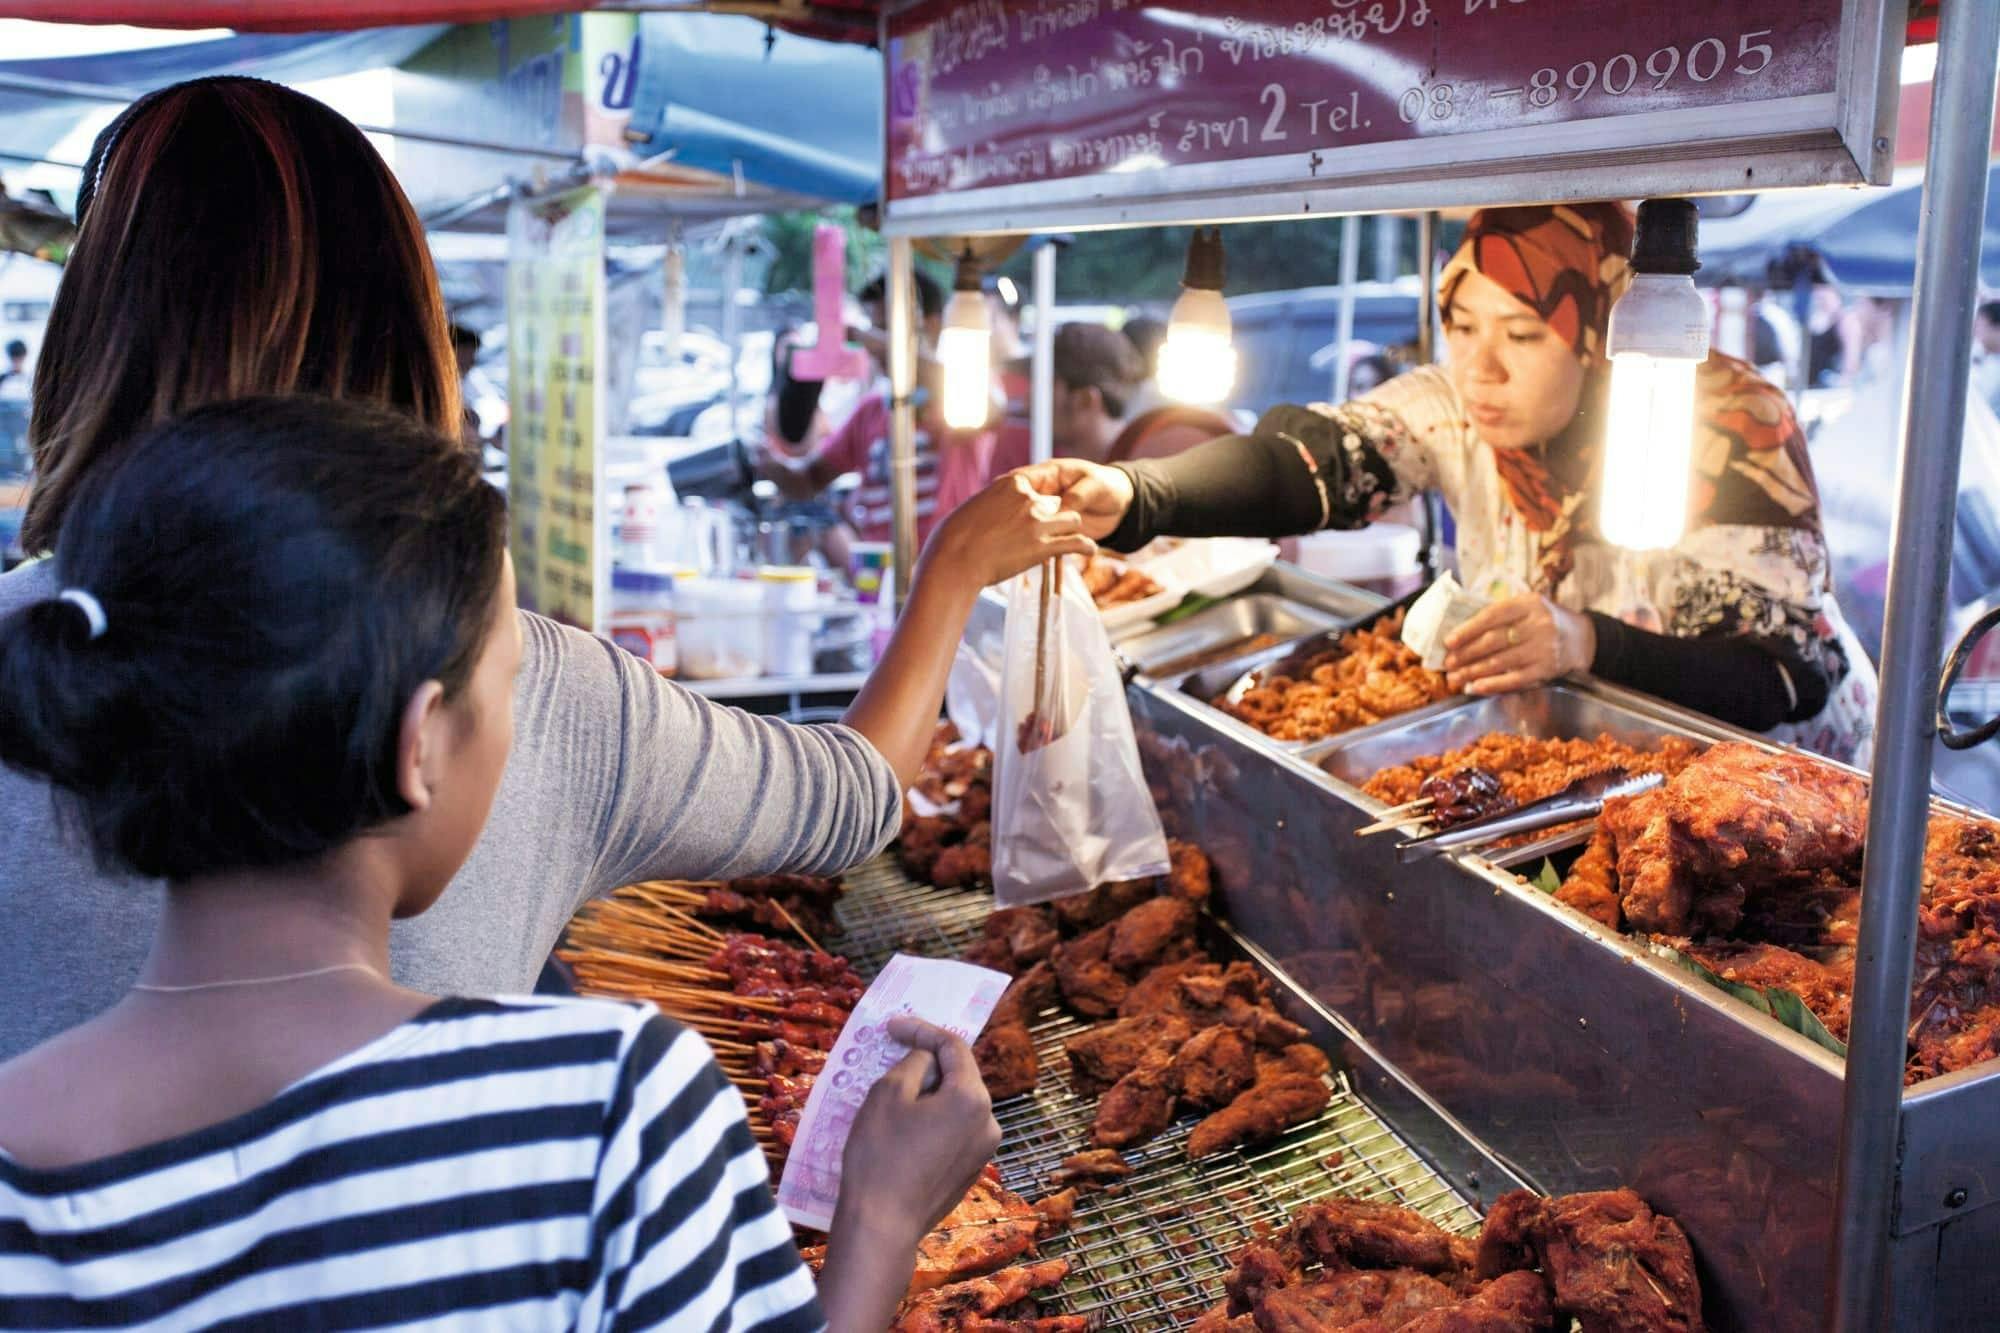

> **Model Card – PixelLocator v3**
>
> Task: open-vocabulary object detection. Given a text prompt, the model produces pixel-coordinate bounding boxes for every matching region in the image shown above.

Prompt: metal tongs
[1392,768,1666,863]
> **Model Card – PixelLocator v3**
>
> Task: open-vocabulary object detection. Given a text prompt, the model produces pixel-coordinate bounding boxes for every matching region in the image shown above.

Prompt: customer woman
[0,397,996,1329]
[1023,203,1877,763]
[0,77,1089,1060]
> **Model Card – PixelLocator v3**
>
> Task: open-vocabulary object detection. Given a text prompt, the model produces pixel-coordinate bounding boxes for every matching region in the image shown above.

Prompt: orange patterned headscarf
[1438,202,1636,362]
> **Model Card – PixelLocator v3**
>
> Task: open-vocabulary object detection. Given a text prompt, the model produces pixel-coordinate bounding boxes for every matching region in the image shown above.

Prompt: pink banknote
[775,953,1010,1230]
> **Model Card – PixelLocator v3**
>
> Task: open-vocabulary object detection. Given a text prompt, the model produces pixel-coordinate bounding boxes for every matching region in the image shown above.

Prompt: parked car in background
[1227,280,1423,414]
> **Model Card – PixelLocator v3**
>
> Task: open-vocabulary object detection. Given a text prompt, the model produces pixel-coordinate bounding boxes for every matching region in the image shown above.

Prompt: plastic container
[759,565,820,678]
[608,565,681,676]
[677,577,765,679]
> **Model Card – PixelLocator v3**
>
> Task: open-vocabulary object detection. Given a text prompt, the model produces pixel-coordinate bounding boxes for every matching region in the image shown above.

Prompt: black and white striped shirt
[0,997,824,1332]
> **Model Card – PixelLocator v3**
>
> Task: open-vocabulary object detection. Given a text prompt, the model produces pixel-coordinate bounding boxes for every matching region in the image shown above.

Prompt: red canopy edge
[0,1,595,31]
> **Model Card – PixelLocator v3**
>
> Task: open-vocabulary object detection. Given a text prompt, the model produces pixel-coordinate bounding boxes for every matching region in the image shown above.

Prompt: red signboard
[885,0,1850,207]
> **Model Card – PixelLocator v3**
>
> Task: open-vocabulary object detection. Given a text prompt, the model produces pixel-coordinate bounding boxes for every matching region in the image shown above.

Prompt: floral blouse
[1307,356,1877,764]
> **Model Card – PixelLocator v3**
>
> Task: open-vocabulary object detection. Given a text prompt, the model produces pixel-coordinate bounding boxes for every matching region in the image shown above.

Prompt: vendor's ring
[1507,627,1521,646]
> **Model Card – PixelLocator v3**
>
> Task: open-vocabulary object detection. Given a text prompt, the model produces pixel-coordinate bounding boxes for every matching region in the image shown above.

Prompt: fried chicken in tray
[1221,611,1452,744]
[1364,732,1703,836]
[1192,1188,1702,1333]
[1544,740,2000,1082]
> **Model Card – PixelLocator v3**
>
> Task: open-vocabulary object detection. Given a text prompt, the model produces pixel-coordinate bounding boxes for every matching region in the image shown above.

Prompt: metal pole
[886,236,920,611]
[721,230,744,436]
[1333,214,1361,403]
[1416,211,1439,367]
[1031,240,1058,464]
[1829,4,2000,1327]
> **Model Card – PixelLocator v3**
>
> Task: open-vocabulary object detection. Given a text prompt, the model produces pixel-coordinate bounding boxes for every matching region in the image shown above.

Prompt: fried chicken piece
[1472,1189,1540,1279]
[1395,1271,1556,1333]
[989,961,1060,1028]
[1032,1188,1077,1236]
[1117,957,1214,1018]
[1051,923,1130,1017]
[1048,1148,1133,1191]
[1556,826,1622,929]
[1109,895,1201,974]
[908,1175,1046,1294]
[1189,1311,1259,1333]
[890,1259,1072,1333]
[985,906,1062,969]
[1063,1012,1193,1096]
[899,812,958,881]
[1187,1072,1330,1159]
[1289,1197,1475,1276]
[1616,743,1868,935]
[1167,839,1214,903]
[974,1020,1040,1100]
[959,1318,1088,1332]
[1169,1024,1257,1109]
[1478,1189,1704,1333]
[962,936,1019,974]
[1091,1049,1179,1149]
[1680,941,1854,1042]
[1052,877,1161,932]
[933,823,995,890]
[1253,1269,1456,1333]
[1222,1240,1301,1313]
[1255,1043,1332,1082]
[1177,961,1269,1011]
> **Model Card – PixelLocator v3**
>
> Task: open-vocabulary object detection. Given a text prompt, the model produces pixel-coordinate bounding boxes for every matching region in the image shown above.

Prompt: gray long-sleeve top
[0,559,901,1060]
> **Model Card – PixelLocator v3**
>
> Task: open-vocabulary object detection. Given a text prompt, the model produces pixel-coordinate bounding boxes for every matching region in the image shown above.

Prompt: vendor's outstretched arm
[841,474,1091,790]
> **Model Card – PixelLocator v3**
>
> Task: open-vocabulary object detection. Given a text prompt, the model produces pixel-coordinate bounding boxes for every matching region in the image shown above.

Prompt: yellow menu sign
[507,185,606,631]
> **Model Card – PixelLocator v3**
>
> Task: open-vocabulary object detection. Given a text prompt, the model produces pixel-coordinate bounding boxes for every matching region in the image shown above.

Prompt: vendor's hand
[1014,458,1134,542]
[1443,594,1596,696]
[924,472,1094,588]
[836,1017,1001,1248]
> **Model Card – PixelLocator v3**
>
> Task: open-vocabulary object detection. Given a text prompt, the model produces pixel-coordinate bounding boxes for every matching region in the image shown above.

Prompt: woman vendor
[1025,202,1877,764]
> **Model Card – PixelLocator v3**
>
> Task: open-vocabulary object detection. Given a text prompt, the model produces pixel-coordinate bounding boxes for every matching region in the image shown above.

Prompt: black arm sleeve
[1587,613,1833,733]
[1104,404,1381,552]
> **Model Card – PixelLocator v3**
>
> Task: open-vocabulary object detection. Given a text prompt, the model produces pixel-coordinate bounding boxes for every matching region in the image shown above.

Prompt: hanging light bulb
[1600,198,1710,550]
[1159,226,1236,405]
[938,247,992,430]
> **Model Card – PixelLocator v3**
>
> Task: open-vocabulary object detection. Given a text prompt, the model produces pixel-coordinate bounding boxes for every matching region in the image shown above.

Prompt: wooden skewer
[1354,813,1434,837]
[769,899,825,954]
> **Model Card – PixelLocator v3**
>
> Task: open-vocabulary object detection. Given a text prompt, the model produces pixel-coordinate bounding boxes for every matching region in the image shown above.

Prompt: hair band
[57,589,108,641]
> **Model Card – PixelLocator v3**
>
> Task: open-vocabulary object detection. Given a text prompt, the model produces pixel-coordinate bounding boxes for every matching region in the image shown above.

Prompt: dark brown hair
[24,78,459,553]
[0,397,506,881]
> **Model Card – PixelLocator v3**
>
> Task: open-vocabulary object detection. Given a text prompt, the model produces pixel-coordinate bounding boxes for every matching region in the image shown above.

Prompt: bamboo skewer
[1354,813,1434,837]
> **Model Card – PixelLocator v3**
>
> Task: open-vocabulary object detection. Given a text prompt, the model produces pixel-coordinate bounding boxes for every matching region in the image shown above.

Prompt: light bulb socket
[1630,198,1700,276]
[1181,226,1226,292]
[952,246,983,293]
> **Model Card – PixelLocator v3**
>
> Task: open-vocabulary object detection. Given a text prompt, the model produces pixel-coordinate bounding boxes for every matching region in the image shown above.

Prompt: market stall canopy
[1698,168,2000,296]
[0,26,445,166]
[624,13,879,207]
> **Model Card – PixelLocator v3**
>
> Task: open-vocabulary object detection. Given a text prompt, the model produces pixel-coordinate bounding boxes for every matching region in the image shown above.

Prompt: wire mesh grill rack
[828,855,1483,1329]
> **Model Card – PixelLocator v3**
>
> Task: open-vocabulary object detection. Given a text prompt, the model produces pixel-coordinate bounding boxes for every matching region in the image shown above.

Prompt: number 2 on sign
[1260,84,1289,141]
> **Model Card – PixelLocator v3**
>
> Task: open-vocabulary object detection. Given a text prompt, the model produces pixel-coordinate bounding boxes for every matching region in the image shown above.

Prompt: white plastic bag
[991,558,1170,907]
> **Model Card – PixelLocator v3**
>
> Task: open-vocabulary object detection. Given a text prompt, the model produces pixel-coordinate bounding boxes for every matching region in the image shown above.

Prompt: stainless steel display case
[1124,655,2000,1332]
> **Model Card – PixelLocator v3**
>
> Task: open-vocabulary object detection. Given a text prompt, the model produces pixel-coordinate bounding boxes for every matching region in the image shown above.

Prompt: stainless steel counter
[1108,568,2000,1332]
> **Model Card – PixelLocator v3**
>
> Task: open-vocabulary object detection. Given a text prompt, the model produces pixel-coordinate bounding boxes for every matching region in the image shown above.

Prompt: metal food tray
[1117,594,1339,681]
[825,856,1487,1330]
[1164,590,1428,754]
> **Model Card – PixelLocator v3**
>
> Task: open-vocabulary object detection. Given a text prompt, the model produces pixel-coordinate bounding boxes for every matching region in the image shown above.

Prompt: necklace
[132,962,381,994]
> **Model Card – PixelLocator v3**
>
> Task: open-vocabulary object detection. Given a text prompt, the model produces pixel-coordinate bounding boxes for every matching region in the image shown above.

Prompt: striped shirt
[0,997,824,1332]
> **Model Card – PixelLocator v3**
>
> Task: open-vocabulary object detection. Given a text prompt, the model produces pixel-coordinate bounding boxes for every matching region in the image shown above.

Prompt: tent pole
[1332,213,1361,402]
[1031,240,1057,464]
[1829,1,2000,1326]
[887,236,919,611]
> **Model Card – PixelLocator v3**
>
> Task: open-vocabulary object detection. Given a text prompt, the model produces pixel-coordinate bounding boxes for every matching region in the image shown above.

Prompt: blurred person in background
[1347,352,1398,396]
[1121,314,1169,420]
[0,339,28,402]
[1972,300,2000,419]
[448,322,482,455]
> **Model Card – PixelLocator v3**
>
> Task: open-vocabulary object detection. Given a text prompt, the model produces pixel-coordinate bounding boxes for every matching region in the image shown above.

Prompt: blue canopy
[1699,169,2000,295]
[625,13,880,207]
[0,28,447,169]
